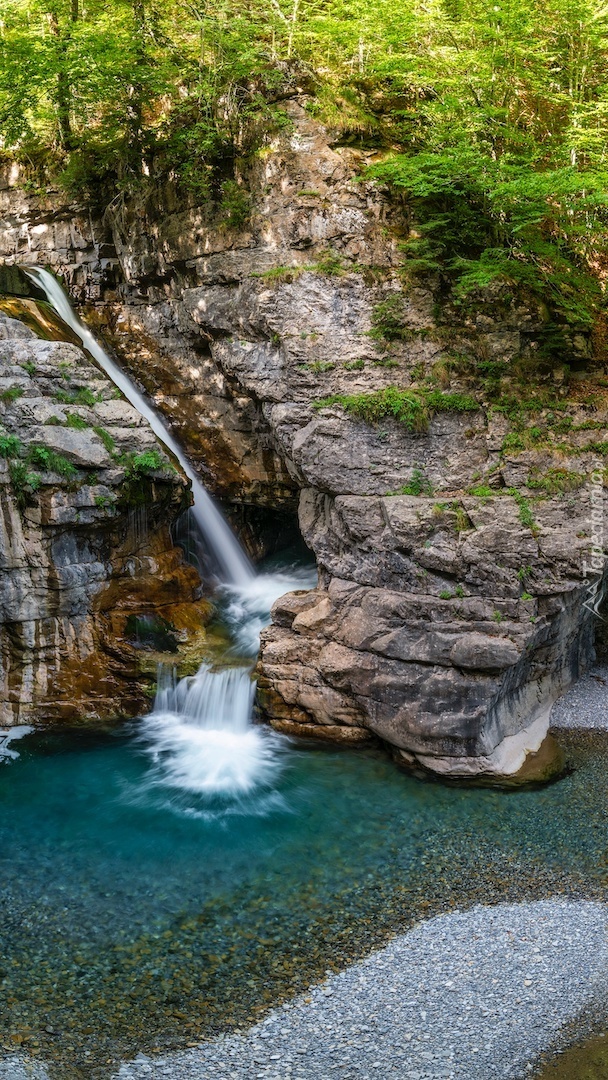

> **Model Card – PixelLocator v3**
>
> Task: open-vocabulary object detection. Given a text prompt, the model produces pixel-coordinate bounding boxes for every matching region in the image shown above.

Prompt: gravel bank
[116,901,608,1080]
[0,1060,48,1078]
[551,665,608,730]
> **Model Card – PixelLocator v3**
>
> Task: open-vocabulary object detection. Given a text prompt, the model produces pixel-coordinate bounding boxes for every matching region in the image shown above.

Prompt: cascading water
[24,266,253,586]
[23,266,315,805]
[142,665,283,802]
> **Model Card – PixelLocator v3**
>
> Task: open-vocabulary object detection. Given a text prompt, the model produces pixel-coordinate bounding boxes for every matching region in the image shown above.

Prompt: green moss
[0,386,25,404]
[93,426,116,455]
[314,387,478,432]
[527,468,585,494]
[55,388,101,407]
[65,412,90,431]
[468,484,496,497]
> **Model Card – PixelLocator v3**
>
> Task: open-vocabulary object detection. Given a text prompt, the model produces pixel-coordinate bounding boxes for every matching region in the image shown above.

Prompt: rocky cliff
[0,306,203,725]
[1,99,606,779]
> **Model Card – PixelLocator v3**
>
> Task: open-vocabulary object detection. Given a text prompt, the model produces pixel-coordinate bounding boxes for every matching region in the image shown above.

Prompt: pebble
[114,900,608,1080]
[551,664,608,729]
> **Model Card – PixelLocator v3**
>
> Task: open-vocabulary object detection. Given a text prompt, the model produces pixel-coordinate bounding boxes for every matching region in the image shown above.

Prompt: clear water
[1,727,608,1078]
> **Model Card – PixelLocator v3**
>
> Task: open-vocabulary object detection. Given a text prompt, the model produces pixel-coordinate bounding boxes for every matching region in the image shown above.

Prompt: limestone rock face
[1,101,607,778]
[0,314,202,725]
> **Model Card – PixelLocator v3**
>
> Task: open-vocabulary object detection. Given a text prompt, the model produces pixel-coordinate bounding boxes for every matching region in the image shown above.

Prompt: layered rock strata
[1,101,606,778]
[0,312,202,725]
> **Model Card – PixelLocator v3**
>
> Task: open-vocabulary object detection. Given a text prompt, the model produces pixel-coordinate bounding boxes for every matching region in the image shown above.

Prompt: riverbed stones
[114,901,608,1080]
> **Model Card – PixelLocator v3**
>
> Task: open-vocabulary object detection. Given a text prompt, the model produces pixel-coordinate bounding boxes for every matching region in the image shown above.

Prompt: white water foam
[222,564,318,655]
[141,665,285,802]
[0,726,33,762]
[22,267,315,803]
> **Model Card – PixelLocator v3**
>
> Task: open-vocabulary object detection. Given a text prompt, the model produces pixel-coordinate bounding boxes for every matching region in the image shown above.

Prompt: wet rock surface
[0,313,203,724]
[1,102,607,776]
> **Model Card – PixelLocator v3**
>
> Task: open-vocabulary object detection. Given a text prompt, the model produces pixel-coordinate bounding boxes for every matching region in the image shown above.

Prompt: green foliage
[0,434,22,457]
[3,0,608,351]
[65,411,89,430]
[20,361,36,376]
[27,444,77,479]
[121,449,166,479]
[521,591,534,601]
[254,266,303,284]
[527,468,585,494]
[439,589,452,600]
[9,460,41,507]
[468,485,495,497]
[55,388,99,407]
[492,610,504,624]
[218,180,250,231]
[0,386,25,404]
[94,493,114,509]
[344,360,365,371]
[304,361,335,373]
[312,251,346,277]
[370,296,410,342]
[316,387,430,431]
[453,504,472,532]
[315,387,477,432]
[507,488,538,533]
[92,425,116,455]
[394,468,434,496]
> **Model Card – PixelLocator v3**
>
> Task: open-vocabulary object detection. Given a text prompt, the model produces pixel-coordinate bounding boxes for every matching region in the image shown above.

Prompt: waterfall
[24,266,254,587]
[21,265,316,804]
[142,664,282,798]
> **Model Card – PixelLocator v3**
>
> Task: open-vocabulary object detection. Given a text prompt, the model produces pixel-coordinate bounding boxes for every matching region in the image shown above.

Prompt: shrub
[219,180,251,230]
[9,460,41,507]
[369,295,410,342]
[395,468,434,496]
